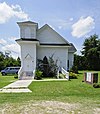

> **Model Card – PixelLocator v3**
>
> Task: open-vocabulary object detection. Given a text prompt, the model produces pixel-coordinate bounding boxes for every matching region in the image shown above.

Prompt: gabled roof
[37,24,70,45]
[16,20,77,51]
[68,43,77,52]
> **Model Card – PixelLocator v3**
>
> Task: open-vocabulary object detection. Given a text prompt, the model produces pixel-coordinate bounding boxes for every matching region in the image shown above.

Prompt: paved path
[0,78,68,93]
[0,80,32,93]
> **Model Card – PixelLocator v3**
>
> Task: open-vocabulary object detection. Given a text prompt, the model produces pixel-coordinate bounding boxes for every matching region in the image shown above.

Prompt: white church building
[16,21,76,79]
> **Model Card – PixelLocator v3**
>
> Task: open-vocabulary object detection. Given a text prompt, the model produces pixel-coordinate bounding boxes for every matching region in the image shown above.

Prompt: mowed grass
[0,71,100,106]
[0,74,17,88]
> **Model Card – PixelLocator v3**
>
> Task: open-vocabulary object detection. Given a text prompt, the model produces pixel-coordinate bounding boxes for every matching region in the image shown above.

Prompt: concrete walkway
[0,78,68,93]
[0,80,32,93]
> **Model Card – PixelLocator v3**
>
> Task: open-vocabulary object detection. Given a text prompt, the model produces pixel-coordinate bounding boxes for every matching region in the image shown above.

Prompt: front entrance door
[24,54,34,71]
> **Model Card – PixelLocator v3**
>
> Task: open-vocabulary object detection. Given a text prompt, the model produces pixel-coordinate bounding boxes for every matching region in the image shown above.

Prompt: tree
[0,52,5,70]
[37,55,58,77]
[73,54,87,70]
[16,57,21,66]
[0,51,21,71]
[81,34,100,70]
[48,55,58,77]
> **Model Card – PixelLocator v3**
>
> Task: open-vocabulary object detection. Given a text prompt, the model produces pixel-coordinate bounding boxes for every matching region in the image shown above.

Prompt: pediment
[37,24,70,45]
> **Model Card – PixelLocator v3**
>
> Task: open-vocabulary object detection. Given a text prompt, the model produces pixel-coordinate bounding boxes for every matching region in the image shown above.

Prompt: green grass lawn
[0,74,17,88]
[0,71,100,113]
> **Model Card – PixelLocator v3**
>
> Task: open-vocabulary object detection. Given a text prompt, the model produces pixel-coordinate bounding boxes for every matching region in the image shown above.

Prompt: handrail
[57,70,59,79]
[32,69,35,79]
[18,67,23,79]
[62,68,69,80]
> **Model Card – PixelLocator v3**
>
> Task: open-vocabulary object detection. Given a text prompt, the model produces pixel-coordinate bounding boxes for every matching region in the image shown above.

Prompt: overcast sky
[0,0,100,58]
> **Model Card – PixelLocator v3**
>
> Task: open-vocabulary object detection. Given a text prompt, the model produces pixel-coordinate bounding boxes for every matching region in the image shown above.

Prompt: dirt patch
[0,101,80,114]
[93,108,100,114]
[0,101,100,114]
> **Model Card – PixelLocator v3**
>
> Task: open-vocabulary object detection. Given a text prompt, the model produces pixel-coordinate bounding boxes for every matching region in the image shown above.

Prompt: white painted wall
[68,52,74,69]
[37,46,68,70]
[17,22,76,76]
[37,26,67,44]
[20,42,36,71]
[20,25,36,39]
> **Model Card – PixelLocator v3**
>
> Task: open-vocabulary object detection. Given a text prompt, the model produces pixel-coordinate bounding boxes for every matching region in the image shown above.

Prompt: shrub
[69,72,78,79]
[14,75,18,79]
[34,70,43,80]
[37,55,58,78]
[93,83,100,88]
[59,73,66,79]
[70,66,78,74]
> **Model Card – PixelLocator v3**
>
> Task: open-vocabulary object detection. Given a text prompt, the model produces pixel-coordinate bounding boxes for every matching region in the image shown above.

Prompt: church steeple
[16,21,38,79]
[17,21,38,39]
